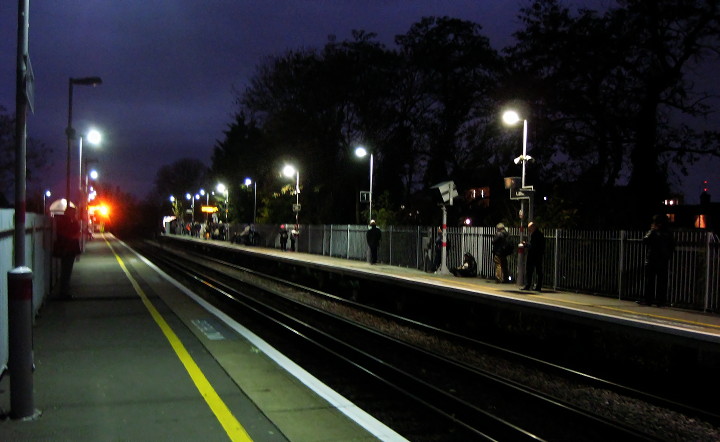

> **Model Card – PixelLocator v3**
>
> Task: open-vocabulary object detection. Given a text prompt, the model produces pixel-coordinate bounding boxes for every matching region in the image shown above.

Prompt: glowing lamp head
[502,110,521,126]
[86,129,102,145]
[282,165,296,178]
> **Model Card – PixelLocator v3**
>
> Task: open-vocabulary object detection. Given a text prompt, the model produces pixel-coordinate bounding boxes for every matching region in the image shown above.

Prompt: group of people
[278,224,300,252]
[168,220,228,240]
[460,221,546,288]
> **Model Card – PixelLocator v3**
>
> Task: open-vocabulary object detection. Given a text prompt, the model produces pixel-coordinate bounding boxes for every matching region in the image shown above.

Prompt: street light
[43,190,51,214]
[86,168,99,201]
[79,129,101,196]
[77,129,101,251]
[66,76,102,202]
[354,146,374,223]
[244,177,257,224]
[502,109,534,287]
[282,165,300,226]
[217,183,229,222]
[185,192,200,223]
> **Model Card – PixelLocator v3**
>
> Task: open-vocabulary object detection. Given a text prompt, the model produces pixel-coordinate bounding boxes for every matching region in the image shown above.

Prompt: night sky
[1,1,717,205]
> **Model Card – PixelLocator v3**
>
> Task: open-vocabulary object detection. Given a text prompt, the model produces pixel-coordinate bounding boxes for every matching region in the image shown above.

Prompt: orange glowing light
[89,204,110,218]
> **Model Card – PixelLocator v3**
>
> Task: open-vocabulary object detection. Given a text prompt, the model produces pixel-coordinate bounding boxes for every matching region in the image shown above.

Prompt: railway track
[136,240,719,441]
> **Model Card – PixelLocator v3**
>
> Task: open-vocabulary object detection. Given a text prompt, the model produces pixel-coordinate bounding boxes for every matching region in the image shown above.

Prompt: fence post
[416,226,420,269]
[553,229,560,290]
[389,226,393,266]
[328,225,332,257]
[705,232,711,312]
[618,230,626,299]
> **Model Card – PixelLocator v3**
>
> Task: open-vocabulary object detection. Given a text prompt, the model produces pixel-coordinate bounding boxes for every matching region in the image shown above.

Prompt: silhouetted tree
[506,0,720,226]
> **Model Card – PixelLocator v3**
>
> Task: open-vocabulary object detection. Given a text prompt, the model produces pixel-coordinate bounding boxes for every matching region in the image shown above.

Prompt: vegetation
[184,0,718,230]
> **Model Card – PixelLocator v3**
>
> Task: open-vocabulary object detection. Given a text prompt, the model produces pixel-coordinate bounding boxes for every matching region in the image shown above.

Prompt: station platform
[176,234,720,344]
[0,234,401,441]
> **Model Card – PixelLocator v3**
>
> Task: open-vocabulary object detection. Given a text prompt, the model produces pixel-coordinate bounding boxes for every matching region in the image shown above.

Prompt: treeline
[155,0,720,230]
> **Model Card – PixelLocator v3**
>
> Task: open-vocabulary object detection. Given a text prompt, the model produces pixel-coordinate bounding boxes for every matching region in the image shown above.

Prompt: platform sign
[431,181,458,205]
[360,191,370,203]
[293,203,301,213]
[201,205,218,213]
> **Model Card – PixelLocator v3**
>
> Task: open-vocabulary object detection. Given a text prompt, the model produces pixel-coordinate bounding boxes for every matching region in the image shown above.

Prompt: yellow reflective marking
[104,236,252,442]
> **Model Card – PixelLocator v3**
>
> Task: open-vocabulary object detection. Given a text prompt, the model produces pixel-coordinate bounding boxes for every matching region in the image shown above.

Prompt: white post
[369,153,374,223]
[439,206,451,275]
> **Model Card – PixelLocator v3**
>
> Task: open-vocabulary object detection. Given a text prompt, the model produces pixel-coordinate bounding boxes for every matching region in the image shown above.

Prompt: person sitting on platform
[451,252,478,277]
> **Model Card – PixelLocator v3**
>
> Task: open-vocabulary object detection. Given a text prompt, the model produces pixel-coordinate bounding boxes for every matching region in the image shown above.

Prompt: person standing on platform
[366,220,382,264]
[279,224,289,251]
[290,226,299,251]
[55,205,81,298]
[639,214,675,307]
[492,223,511,283]
[523,222,546,291]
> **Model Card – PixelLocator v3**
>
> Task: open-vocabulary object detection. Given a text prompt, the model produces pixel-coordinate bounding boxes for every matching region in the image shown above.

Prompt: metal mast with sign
[431,181,458,275]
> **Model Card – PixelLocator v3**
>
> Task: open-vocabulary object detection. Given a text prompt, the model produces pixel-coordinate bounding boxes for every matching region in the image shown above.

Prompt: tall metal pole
[520,119,528,243]
[253,181,257,224]
[65,76,102,204]
[517,119,529,287]
[9,0,39,420]
[295,171,300,226]
[369,153,374,223]
[438,206,450,275]
[65,79,74,201]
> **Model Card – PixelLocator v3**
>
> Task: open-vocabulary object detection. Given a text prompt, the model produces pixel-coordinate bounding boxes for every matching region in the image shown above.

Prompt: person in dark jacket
[279,224,289,251]
[491,223,511,283]
[639,214,675,306]
[523,222,546,291]
[366,220,382,264]
[451,252,478,277]
[55,205,81,298]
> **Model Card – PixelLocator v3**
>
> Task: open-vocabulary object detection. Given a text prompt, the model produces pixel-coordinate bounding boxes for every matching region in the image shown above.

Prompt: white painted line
[120,237,408,442]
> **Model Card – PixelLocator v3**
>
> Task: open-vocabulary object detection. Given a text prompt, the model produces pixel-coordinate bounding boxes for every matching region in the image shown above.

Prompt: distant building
[664,191,718,230]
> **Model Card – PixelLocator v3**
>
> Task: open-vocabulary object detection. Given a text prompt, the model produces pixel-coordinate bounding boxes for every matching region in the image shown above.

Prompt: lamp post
[66,76,102,202]
[244,177,257,224]
[185,192,200,224]
[77,129,101,251]
[217,183,229,222]
[282,165,300,226]
[354,146,374,223]
[43,190,51,214]
[502,109,534,287]
[199,189,209,222]
[78,129,101,195]
[185,193,192,224]
[169,195,178,221]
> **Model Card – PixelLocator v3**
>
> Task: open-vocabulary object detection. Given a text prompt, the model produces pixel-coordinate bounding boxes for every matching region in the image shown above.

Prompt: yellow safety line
[103,235,252,442]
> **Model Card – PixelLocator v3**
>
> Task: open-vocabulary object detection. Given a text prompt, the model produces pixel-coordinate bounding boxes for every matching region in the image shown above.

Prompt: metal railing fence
[214,223,719,313]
